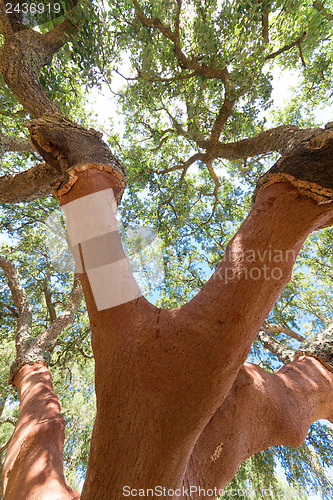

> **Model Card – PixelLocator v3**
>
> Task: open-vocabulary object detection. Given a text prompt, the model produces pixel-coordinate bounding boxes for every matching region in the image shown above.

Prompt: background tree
[1,0,333,499]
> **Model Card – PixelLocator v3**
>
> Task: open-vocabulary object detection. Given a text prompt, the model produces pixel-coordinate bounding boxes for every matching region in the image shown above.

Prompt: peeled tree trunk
[5,162,333,500]
[55,166,333,500]
[2,364,80,500]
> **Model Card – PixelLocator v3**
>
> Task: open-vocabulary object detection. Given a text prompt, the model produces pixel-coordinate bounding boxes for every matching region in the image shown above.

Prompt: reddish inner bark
[59,169,333,499]
[2,363,79,500]
[185,356,333,498]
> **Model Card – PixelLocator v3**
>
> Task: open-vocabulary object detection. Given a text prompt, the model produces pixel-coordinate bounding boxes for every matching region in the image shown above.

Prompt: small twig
[265,31,307,61]
[0,437,12,455]
[78,347,94,359]
[157,165,189,210]
[137,69,198,83]
[297,40,306,67]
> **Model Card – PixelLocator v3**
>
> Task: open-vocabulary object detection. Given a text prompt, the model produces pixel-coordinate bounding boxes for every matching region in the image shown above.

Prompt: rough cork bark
[253,128,333,204]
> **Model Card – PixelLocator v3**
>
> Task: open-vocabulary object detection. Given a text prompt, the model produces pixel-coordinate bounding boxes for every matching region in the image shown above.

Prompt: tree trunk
[184,356,333,499]
[2,364,79,500]
[56,168,333,499]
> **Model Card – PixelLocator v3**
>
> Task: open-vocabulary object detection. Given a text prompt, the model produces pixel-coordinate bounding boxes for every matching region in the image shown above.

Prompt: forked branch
[9,274,82,382]
[132,0,230,83]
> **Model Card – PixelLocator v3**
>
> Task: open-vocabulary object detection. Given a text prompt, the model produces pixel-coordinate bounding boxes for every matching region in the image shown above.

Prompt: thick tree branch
[0,161,63,203]
[0,1,80,118]
[43,275,57,323]
[209,97,235,147]
[0,28,62,117]
[161,123,322,161]
[2,364,80,500]
[43,0,80,54]
[0,417,16,427]
[199,124,322,159]
[0,115,126,204]
[179,179,333,390]
[0,0,28,37]
[265,322,305,342]
[156,126,325,207]
[6,118,308,204]
[0,256,32,356]
[64,158,333,498]
[9,274,82,382]
[27,115,127,185]
[184,357,333,496]
[1,253,82,385]
[297,322,333,373]
[132,0,229,83]
[261,0,270,44]
[257,329,296,363]
[132,0,175,41]
[297,39,306,67]
[34,274,82,353]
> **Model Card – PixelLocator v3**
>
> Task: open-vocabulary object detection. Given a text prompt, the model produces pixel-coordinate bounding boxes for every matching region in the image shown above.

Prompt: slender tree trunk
[1,364,79,500]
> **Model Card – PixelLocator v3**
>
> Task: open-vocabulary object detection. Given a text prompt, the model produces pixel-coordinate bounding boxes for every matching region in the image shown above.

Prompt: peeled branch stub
[56,167,141,311]
[54,163,126,200]
[253,128,333,207]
